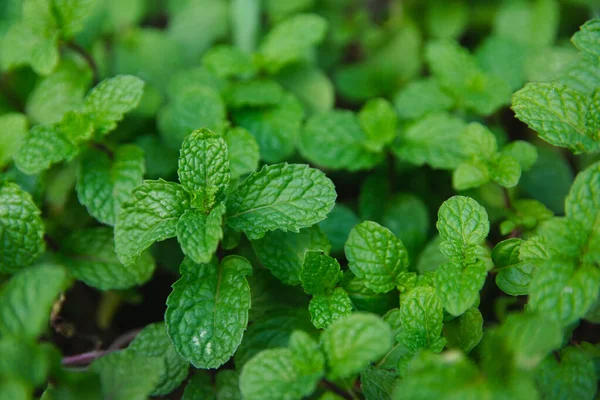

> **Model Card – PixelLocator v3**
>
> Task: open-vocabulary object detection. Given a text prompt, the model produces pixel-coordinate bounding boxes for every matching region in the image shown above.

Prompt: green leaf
[425,0,468,39]
[501,140,538,171]
[0,338,56,388]
[435,260,487,316]
[453,160,490,191]
[345,221,409,293]
[226,80,285,108]
[91,351,164,400]
[300,251,342,295]
[135,135,179,179]
[232,93,304,163]
[0,264,69,339]
[443,307,483,353]
[128,323,189,396]
[309,287,353,329]
[216,370,242,400]
[226,163,336,240]
[176,204,225,264]
[381,194,430,258]
[572,18,600,60]
[265,0,315,22]
[360,365,396,400]
[115,180,190,265]
[13,124,77,175]
[239,331,324,400]
[60,227,155,290]
[299,110,383,171]
[493,239,534,296]
[223,127,259,179]
[320,313,393,379]
[392,112,468,169]
[276,65,334,115]
[535,346,597,400]
[52,0,95,38]
[0,113,27,168]
[202,44,257,79]
[318,204,360,253]
[83,75,145,136]
[158,86,226,150]
[166,256,252,369]
[76,144,145,226]
[181,373,215,400]
[529,262,600,326]
[416,236,448,274]
[512,82,599,153]
[0,379,30,400]
[358,98,397,152]
[258,13,327,73]
[436,196,490,260]
[565,161,600,249]
[476,35,527,91]
[177,128,230,210]
[398,286,445,352]
[393,78,454,120]
[490,154,522,188]
[252,226,331,285]
[0,182,45,273]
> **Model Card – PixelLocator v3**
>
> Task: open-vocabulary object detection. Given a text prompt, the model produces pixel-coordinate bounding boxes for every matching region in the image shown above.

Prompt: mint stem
[66,41,100,85]
[61,328,142,366]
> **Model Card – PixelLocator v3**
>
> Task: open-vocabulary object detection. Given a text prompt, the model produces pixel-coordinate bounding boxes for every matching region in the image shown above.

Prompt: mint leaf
[13,124,77,175]
[223,127,260,179]
[318,204,360,253]
[76,144,145,226]
[276,65,334,115]
[166,256,252,368]
[0,264,69,339]
[176,204,225,264]
[358,98,397,152]
[309,288,353,329]
[52,0,95,38]
[115,180,190,265]
[435,260,487,317]
[0,338,55,388]
[91,351,164,400]
[216,369,242,400]
[443,307,483,353]
[345,221,409,293]
[381,194,430,258]
[300,251,343,295]
[202,45,257,79]
[252,226,331,285]
[398,286,445,352]
[360,365,396,400]
[493,239,534,296]
[490,153,522,188]
[512,82,599,153]
[258,13,327,73]
[128,323,189,396]
[0,113,27,168]
[320,313,393,379]
[83,75,145,136]
[159,87,226,150]
[0,182,45,273]
[226,163,336,240]
[226,80,285,108]
[181,373,215,400]
[60,227,155,290]
[565,161,600,252]
[501,140,538,171]
[232,93,304,163]
[393,79,454,120]
[299,110,383,171]
[265,0,315,22]
[177,128,230,210]
[572,18,600,60]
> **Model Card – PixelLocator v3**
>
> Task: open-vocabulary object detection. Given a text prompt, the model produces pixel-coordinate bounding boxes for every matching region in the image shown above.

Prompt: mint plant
[1,1,599,399]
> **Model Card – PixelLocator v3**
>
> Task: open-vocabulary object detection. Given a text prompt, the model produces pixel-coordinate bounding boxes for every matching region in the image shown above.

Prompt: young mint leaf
[181,373,215,400]
[83,75,145,136]
[166,256,252,369]
[398,286,445,352]
[453,160,490,191]
[342,273,398,316]
[443,307,483,353]
[0,182,45,273]
[276,65,334,115]
[435,260,487,316]
[128,322,189,396]
[239,332,324,400]
[490,153,522,188]
[425,0,468,39]
[572,18,600,60]
[226,163,336,240]
[475,36,527,91]
[0,264,70,339]
[299,110,383,171]
[91,351,164,400]
[358,98,397,152]
[166,67,226,99]
[320,313,393,379]
[252,226,331,285]
[494,0,559,47]
[318,204,359,253]
[176,204,225,264]
[393,78,454,120]
[392,112,468,169]
[258,13,327,73]
[158,87,226,150]
[115,180,190,265]
[0,113,27,168]
[512,82,599,153]
[309,287,353,329]
[202,44,257,79]
[300,251,343,295]
[223,127,260,179]
[345,221,409,293]
[492,239,534,296]
[360,365,396,400]
[535,346,597,400]
[226,80,285,108]
[501,140,538,171]
[60,227,155,290]
[177,128,230,210]
[232,93,304,163]
[13,124,77,175]
[76,145,145,226]
[52,0,95,38]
